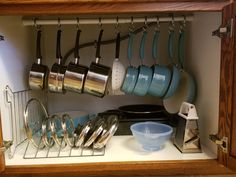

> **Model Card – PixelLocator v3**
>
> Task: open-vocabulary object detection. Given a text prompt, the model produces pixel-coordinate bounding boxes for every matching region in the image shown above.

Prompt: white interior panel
[0,16,34,141]
[187,12,221,154]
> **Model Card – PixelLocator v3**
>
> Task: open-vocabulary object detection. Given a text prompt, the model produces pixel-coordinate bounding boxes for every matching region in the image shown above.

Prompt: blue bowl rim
[130,121,173,137]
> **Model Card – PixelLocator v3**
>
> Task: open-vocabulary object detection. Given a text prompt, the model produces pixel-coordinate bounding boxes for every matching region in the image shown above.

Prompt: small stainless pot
[29,30,48,90]
[64,29,88,93]
[84,29,111,98]
[48,29,67,93]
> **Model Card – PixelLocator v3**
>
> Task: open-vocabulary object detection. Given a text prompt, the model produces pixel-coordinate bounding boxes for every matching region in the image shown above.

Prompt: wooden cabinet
[0,0,231,15]
[0,0,236,176]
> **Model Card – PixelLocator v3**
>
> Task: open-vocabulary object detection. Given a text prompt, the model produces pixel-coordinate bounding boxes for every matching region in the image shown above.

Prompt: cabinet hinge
[209,134,228,154]
[212,18,234,38]
[0,140,13,153]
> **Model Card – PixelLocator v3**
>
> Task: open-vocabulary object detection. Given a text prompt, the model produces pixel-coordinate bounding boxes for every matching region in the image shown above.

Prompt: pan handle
[36,30,42,64]
[95,29,104,61]
[56,29,62,63]
[178,29,185,69]
[127,32,134,65]
[115,32,120,59]
[74,29,81,64]
[168,29,174,64]
[139,30,147,64]
[152,30,160,64]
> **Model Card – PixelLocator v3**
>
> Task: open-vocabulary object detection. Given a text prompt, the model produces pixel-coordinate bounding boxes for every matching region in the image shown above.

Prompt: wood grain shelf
[0,1,231,15]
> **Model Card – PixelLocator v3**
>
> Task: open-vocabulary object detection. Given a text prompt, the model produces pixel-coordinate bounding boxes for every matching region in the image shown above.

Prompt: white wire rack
[4,86,105,159]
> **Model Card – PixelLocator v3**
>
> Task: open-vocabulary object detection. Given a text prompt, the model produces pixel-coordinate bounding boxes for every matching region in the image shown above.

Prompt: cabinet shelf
[0,1,230,15]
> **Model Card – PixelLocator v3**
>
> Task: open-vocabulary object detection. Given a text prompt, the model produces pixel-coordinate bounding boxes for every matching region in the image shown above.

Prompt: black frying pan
[99,104,166,120]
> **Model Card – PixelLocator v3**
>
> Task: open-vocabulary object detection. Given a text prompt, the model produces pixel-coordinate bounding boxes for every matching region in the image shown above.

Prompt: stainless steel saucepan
[48,29,67,93]
[64,29,88,93]
[29,30,48,90]
[84,29,111,98]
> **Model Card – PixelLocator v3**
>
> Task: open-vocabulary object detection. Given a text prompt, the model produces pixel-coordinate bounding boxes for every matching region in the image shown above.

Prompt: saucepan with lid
[64,27,88,93]
[84,29,111,97]
[48,27,67,93]
[29,28,49,90]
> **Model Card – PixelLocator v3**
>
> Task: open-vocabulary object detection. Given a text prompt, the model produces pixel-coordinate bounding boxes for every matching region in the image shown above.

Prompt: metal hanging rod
[22,15,193,26]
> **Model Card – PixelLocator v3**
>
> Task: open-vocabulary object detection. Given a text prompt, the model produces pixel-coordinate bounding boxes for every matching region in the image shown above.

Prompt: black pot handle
[56,29,62,60]
[74,29,81,59]
[115,32,120,59]
[36,30,42,61]
[95,29,104,59]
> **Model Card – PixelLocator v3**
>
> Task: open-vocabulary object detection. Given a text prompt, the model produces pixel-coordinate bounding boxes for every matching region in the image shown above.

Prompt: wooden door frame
[0,113,5,172]
[226,1,236,170]
[218,1,236,171]
[0,0,235,175]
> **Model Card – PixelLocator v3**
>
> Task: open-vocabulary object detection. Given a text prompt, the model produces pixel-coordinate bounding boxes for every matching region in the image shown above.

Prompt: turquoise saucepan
[163,27,181,99]
[121,32,139,94]
[133,30,153,96]
[148,29,171,97]
[164,25,196,114]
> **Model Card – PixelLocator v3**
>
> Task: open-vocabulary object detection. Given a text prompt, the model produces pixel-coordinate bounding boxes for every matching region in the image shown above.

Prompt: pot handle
[168,29,174,64]
[36,30,42,64]
[74,29,81,64]
[56,29,62,63]
[127,32,134,64]
[95,29,104,60]
[178,29,185,69]
[152,30,160,64]
[139,31,147,64]
[115,32,120,59]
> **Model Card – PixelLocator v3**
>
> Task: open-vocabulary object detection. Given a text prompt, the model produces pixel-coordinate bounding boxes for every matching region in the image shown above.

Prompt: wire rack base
[24,139,105,159]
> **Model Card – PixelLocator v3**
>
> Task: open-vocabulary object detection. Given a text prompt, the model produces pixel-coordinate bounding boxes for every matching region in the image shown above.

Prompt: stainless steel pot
[64,29,88,93]
[84,29,111,98]
[29,30,48,90]
[48,29,67,93]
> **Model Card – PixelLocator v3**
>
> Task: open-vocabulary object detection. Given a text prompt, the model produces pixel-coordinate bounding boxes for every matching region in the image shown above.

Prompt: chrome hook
[143,16,148,31]
[57,18,61,28]
[76,18,80,30]
[98,17,102,29]
[155,16,160,32]
[179,16,186,33]
[34,18,41,30]
[115,16,120,33]
[169,15,175,32]
[129,16,135,32]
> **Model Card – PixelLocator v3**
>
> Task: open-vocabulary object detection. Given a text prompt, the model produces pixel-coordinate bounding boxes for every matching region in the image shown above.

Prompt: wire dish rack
[4,85,105,159]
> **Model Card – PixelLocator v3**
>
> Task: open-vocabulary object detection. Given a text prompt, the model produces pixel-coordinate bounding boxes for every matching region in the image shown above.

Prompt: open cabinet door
[0,114,5,173]
[218,1,236,171]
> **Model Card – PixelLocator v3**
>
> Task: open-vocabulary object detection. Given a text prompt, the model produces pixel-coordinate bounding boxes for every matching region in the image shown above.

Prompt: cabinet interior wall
[0,12,221,159]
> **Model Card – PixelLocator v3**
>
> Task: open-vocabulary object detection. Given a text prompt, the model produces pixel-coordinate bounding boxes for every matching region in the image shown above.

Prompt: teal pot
[163,28,181,99]
[121,32,139,94]
[133,65,153,96]
[148,30,171,97]
[163,70,196,114]
[121,66,139,94]
[133,30,153,96]
[164,28,196,114]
